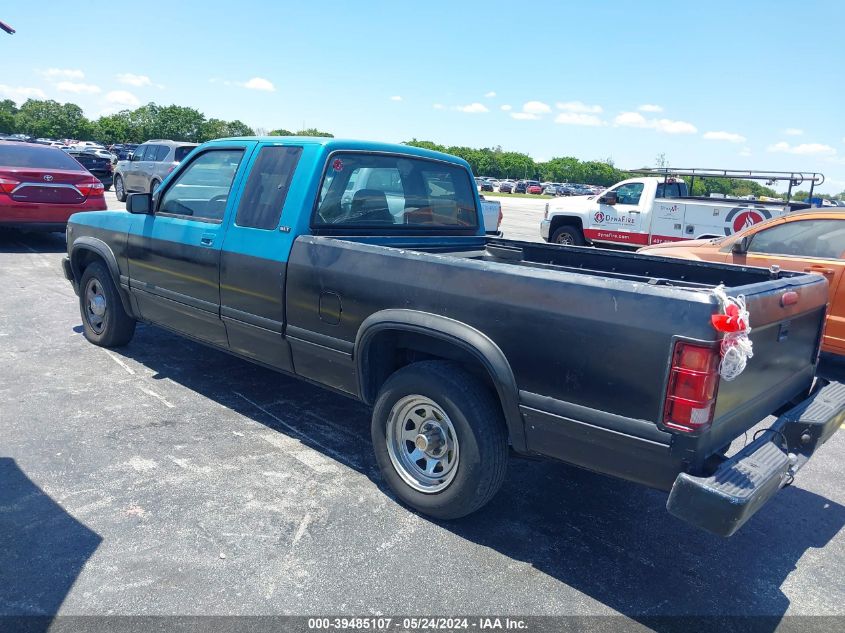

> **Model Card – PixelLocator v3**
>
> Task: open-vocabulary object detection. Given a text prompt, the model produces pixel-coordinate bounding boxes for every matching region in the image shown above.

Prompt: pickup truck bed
[286,235,827,487]
[63,136,841,536]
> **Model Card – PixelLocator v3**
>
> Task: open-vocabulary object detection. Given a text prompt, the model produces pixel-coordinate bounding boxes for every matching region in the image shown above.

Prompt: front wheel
[551,226,585,246]
[79,261,136,347]
[371,361,508,520]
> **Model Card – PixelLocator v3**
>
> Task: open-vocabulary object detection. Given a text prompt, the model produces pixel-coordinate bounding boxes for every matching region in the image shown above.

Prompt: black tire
[551,225,585,246]
[114,175,127,202]
[150,179,160,194]
[371,360,508,520]
[79,261,136,347]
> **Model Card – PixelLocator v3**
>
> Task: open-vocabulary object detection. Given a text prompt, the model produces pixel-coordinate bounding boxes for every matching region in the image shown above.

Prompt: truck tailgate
[705,274,829,454]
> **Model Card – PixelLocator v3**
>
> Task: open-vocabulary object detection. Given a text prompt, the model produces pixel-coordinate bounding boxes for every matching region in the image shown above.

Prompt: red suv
[0,141,107,231]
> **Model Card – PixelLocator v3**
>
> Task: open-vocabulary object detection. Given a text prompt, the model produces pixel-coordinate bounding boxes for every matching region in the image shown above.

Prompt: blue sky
[2,0,844,191]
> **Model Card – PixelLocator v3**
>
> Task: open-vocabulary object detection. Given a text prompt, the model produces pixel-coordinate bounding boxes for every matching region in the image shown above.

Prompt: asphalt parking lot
[1,216,844,624]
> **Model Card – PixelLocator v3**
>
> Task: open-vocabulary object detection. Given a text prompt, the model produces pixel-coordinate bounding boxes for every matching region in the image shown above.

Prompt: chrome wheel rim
[84,278,107,334]
[115,176,124,199]
[386,395,459,493]
[555,232,574,245]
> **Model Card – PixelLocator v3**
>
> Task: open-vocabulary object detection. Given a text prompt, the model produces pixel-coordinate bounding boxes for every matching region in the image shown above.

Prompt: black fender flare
[69,237,134,317]
[355,309,526,452]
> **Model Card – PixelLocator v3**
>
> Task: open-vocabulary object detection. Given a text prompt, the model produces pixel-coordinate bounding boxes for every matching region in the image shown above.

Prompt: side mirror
[732,235,751,254]
[126,193,153,214]
[600,191,618,205]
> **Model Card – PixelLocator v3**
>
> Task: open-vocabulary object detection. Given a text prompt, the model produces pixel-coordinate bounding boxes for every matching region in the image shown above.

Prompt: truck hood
[548,195,596,214]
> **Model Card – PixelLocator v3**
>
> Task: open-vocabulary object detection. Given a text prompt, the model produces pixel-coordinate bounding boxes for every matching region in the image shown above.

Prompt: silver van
[113,140,198,201]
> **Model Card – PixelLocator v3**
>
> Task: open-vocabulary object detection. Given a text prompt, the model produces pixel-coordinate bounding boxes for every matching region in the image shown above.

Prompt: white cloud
[554,112,605,126]
[614,111,697,134]
[389,95,402,101]
[105,90,140,107]
[522,100,551,114]
[703,130,746,143]
[484,91,496,98]
[614,111,649,127]
[784,128,803,136]
[500,104,512,111]
[510,112,539,120]
[556,100,602,113]
[242,77,275,91]
[638,104,663,113]
[0,84,47,103]
[454,102,489,113]
[767,141,836,156]
[433,103,445,110]
[39,68,84,80]
[116,73,152,87]
[56,81,101,94]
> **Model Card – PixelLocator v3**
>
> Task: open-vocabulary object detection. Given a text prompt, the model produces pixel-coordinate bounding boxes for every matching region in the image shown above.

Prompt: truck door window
[749,219,845,259]
[158,149,244,223]
[314,153,477,230]
[235,146,303,230]
[614,183,645,205]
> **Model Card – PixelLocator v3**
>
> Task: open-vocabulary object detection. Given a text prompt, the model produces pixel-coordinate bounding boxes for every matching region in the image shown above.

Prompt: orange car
[639,210,845,355]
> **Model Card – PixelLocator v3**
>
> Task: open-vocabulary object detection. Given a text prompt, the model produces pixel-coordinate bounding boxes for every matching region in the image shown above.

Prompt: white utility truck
[540,168,823,247]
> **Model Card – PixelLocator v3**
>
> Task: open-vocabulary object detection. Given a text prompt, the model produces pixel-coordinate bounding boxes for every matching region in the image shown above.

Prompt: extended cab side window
[235,146,303,230]
[314,153,477,229]
[749,219,845,259]
[158,149,244,223]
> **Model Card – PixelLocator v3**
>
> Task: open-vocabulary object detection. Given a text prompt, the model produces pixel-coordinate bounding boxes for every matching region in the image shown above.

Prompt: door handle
[200,234,214,247]
[804,266,834,275]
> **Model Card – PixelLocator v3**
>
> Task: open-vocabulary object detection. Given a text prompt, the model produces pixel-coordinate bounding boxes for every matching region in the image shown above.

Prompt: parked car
[62,136,841,537]
[514,180,528,193]
[113,140,198,201]
[66,149,114,190]
[480,180,495,192]
[498,181,514,194]
[0,141,106,231]
[543,183,560,195]
[639,210,845,356]
[526,181,543,195]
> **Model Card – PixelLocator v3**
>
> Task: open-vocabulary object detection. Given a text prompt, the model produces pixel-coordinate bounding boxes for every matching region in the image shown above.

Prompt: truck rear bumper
[667,380,845,537]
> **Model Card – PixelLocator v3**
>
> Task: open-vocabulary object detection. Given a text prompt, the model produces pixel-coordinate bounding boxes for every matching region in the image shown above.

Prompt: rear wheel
[371,361,508,520]
[551,226,585,246]
[79,261,136,347]
[114,175,126,202]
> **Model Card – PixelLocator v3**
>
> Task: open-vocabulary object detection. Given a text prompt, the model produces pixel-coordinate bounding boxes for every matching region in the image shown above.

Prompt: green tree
[0,99,17,134]
[94,111,132,143]
[14,99,93,139]
[269,128,295,136]
[296,127,333,137]
[199,118,254,141]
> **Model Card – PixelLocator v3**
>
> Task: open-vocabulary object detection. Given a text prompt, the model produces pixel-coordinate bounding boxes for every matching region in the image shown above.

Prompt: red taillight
[0,177,19,194]
[76,180,105,196]
[663,341,720,433]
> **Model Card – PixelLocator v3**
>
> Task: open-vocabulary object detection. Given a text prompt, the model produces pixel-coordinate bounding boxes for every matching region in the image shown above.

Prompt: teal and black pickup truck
[62,137,843,536]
